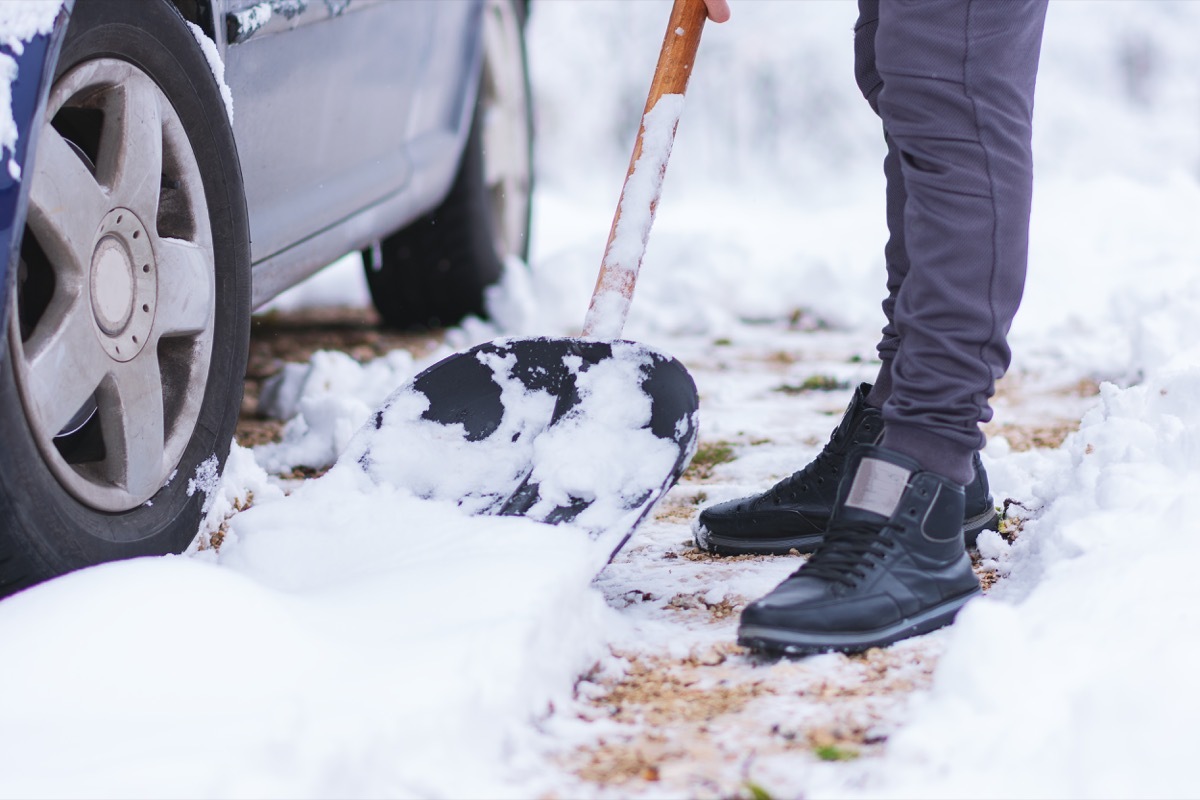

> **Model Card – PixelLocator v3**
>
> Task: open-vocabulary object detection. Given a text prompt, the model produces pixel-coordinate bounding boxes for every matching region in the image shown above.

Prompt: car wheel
[365,0,533,330]
[0,0,250,596]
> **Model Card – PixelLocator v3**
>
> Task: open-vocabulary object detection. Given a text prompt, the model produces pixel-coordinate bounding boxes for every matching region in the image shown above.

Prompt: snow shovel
[347,0,709,559]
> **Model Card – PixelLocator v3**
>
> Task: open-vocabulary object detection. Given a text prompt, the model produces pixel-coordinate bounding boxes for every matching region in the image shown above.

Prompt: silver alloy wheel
[480,0,532,259]
[10,57,215,511]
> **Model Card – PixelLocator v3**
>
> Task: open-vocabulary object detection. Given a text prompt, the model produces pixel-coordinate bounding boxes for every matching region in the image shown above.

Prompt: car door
[218,0,437,265]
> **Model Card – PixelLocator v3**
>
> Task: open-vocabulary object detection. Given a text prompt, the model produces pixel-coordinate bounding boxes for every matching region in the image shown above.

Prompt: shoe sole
[962,506,1000,549]
[737,588,981,657]
[697,506,999,556]
[696,526,824,557]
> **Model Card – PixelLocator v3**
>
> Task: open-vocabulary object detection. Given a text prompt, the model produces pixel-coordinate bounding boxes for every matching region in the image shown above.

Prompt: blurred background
[273,0,1200,379]
[528,0,1200,193]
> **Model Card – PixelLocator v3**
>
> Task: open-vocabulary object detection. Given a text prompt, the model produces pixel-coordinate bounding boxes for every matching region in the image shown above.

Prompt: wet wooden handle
[581,0,707,338]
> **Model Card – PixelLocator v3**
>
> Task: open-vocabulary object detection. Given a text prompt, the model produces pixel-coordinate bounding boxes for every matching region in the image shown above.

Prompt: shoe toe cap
[741,581,903,635]
[698,501,824,538]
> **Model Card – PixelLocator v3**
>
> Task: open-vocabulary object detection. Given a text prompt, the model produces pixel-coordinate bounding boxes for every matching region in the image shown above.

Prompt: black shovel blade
[348,337,699,562]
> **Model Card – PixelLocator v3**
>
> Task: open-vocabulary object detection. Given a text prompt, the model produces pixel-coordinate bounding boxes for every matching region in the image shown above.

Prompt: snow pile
[0,473,619,796]
[254,348,423,473]
[518,346,689,533]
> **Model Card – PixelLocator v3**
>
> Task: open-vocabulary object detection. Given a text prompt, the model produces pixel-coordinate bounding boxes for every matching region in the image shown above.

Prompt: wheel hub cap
[90,207,155,362]
[91,240,133,332]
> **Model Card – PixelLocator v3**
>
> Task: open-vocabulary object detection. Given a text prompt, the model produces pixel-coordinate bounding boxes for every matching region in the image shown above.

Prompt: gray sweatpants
[854,0,1048,485]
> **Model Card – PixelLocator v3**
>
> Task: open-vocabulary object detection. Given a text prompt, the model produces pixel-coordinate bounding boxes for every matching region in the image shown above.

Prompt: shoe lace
[766,411,879,504]
[794,521,895,588]
[768,442,842,503]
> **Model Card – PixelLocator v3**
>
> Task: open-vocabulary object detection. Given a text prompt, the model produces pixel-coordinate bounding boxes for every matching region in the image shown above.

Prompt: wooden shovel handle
[581,0,707,338]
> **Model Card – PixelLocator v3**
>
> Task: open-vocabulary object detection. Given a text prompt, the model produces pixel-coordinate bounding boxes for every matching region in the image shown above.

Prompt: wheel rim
[480,0,532,261]
[9,57,215,511]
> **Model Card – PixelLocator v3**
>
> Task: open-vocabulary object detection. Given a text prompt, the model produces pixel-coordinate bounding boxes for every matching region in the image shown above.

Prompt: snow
[229,2,272,42]
[186,21,234,124]
[185,453,221,513]
[505,343,688,532]
[255,348,418,472]
[0,53,20,179]
[0,1,58,55]
[3,0,1200,797]
[0,2,60,180]
[585,93,686,339]
[343,337,694,551]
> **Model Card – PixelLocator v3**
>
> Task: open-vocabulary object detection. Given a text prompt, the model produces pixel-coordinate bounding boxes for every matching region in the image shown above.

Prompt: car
[0,0,533,596]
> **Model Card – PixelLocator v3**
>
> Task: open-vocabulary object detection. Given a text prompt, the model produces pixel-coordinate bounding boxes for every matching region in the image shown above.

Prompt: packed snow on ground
[2,1,1200,797]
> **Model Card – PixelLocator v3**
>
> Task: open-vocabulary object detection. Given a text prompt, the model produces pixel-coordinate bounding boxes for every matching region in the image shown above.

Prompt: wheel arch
[166,0,217,37]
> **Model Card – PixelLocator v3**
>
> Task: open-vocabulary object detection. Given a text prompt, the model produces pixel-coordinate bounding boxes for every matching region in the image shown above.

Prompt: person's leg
[852,0,904,411]
[873,0,1048,484]
[694,0,1022,556]
[738,0,1048,656]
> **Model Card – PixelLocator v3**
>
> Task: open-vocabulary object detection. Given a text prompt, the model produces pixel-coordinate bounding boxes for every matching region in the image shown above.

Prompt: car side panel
[233,1,486,308]
[247,13,485,312]
[405,1,480,147]
[222,0,434,264]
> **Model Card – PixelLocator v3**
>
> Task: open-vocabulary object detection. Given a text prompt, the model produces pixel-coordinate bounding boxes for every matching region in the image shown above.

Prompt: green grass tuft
[774,375,848,394]
[685,440,736,480]
[744,781,775,800]
[814,744,860,762]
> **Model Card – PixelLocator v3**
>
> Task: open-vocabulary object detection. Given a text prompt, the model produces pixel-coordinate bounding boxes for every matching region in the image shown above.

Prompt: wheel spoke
[502,174,529,244]
[479,4,531,261]
[480,0,529,196]
[96,70,163,220]
[482,105,528,190]
[27,126,110,282]
[21,56,223,510]
[154,237,213,336]
[98,355,166,498]
[482,109,530,255]
[21,294,110,436]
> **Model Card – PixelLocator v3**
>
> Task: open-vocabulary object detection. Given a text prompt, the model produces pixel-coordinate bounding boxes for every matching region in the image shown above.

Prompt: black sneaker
[737,444,981,656]
[694,383,998,555]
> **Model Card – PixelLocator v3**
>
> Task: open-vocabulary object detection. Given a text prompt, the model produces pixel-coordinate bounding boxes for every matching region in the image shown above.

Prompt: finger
[703,0,731,23]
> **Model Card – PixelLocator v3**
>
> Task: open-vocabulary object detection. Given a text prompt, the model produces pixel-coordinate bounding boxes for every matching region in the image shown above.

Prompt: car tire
[364,0,533,331]
[0,0,250,596]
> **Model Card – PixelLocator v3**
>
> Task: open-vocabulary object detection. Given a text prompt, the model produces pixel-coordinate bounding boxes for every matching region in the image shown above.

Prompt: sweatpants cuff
[880,423,975,486]
[866,360,893,410]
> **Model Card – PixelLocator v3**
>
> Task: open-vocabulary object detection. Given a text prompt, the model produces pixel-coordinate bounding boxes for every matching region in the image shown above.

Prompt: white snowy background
[2,1,1200,798]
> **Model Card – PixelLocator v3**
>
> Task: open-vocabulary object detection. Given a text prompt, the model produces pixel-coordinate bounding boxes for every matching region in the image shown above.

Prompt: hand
[702,0,730,23]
